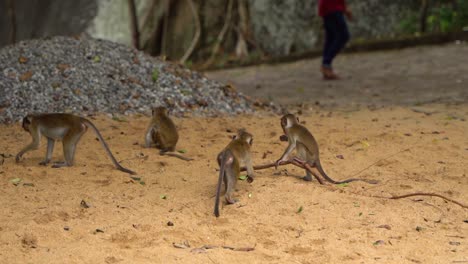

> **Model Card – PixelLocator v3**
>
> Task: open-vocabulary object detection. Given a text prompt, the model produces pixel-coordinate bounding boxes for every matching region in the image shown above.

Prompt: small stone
[167,221,174,226]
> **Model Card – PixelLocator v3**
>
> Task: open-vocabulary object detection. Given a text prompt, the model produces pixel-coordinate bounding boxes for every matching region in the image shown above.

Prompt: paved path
[206,43,468,108]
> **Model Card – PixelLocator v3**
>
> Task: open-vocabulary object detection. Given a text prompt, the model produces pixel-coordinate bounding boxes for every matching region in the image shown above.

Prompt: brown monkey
[144,107,192,161]
[276,114,377,184]
[16,113,136,175]
[214,129,255,217]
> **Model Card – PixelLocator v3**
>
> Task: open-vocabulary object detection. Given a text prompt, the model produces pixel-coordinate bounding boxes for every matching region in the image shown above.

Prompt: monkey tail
[214,151,230,217]
[82,119,136,175]
[316,159,378,184]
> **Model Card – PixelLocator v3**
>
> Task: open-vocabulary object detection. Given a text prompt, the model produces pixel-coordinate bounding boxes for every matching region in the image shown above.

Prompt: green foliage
[400,0,468,34]
[152,68,159,83]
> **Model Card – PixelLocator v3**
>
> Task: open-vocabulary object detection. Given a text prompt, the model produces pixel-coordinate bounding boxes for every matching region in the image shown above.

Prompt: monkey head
[234,129,253,146]
[280,114,298,132]
[152,106,168,116]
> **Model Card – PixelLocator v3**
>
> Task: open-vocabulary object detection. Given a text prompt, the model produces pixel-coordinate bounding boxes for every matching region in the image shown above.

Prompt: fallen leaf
[10,178,22,186]
[18,56,28,63]
[336,154,344,159]
[238,175,248,181]
[297,206,303,214]
[173,241,190,249]
[80,200,90,208]
[57,63,70,71]
[377,225,391,230]
[373,240,385,246]
[360,140,370,148]
[177,149,187,154]
[19,71,33,81]
[112,116,127,122]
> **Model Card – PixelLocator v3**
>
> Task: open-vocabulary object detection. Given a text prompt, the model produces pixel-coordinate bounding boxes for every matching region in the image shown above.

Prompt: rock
[0,36,255,123]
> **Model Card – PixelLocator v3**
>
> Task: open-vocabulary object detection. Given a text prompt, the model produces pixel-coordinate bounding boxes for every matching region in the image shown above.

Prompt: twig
[180,0,201,64]
[127,0,140,49]
[348,147,412,178]
[390,193,467,209]
[240,160,324,184]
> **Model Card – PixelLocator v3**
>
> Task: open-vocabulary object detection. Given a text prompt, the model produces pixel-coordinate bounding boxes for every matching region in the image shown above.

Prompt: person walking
[318,0,352,80]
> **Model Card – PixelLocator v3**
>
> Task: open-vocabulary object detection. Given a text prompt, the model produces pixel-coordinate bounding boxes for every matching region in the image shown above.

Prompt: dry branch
[391,193,468,209]
[240,160,324,184]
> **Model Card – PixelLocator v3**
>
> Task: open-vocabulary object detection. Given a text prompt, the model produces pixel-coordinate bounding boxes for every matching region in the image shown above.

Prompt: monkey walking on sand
[16,113,136,175]
[144,106,193,161]
[214,129,255,217]
[276,113,378,184]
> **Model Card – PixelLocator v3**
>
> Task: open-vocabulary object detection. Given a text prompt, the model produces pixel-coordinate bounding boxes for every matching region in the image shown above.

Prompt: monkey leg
[224,167,238,204]
[152,131,164,149]
[39,138,55,166]
[294,145,313,181]
[291,157,324,185]
[303,170,313,182]
[53,128,86,168]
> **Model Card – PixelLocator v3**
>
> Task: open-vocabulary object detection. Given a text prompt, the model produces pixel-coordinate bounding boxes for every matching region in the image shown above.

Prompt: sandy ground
[0,104,467,264]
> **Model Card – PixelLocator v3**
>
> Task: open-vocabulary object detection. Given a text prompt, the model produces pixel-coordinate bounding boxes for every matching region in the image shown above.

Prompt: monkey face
[281,114,297,130]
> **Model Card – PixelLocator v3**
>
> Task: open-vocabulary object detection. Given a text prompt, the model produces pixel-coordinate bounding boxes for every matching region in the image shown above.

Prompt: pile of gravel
[0,36,257,124]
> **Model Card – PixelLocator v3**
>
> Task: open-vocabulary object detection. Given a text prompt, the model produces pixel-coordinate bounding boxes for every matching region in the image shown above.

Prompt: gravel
[0,36,258,124]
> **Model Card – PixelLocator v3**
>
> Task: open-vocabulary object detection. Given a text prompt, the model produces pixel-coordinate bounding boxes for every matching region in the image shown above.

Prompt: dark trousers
[322,11,350,68]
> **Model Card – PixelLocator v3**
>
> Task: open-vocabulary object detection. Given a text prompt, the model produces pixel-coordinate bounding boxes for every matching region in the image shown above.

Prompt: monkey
[144,106,193,161]
[275,113,378,184]
[15,113,136,175]
[214,129,255,217]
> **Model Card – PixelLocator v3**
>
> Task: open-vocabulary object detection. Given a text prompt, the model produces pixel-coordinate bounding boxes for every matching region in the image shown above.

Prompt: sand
[0,104,467,264]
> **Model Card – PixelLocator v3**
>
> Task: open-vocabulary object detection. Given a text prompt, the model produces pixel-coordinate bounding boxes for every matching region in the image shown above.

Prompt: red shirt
[318,0,346,17]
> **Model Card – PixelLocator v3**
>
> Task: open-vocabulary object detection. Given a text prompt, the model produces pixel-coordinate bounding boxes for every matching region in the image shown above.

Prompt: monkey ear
[22,115,32,131]
[232,135,238,140]
[248,138,253,146]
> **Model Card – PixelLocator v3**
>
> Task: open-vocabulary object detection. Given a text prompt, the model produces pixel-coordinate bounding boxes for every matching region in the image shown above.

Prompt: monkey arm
[144,126,156,148]
[244,153,255,178]
[276,140,296,168]
[16,129,41,162]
